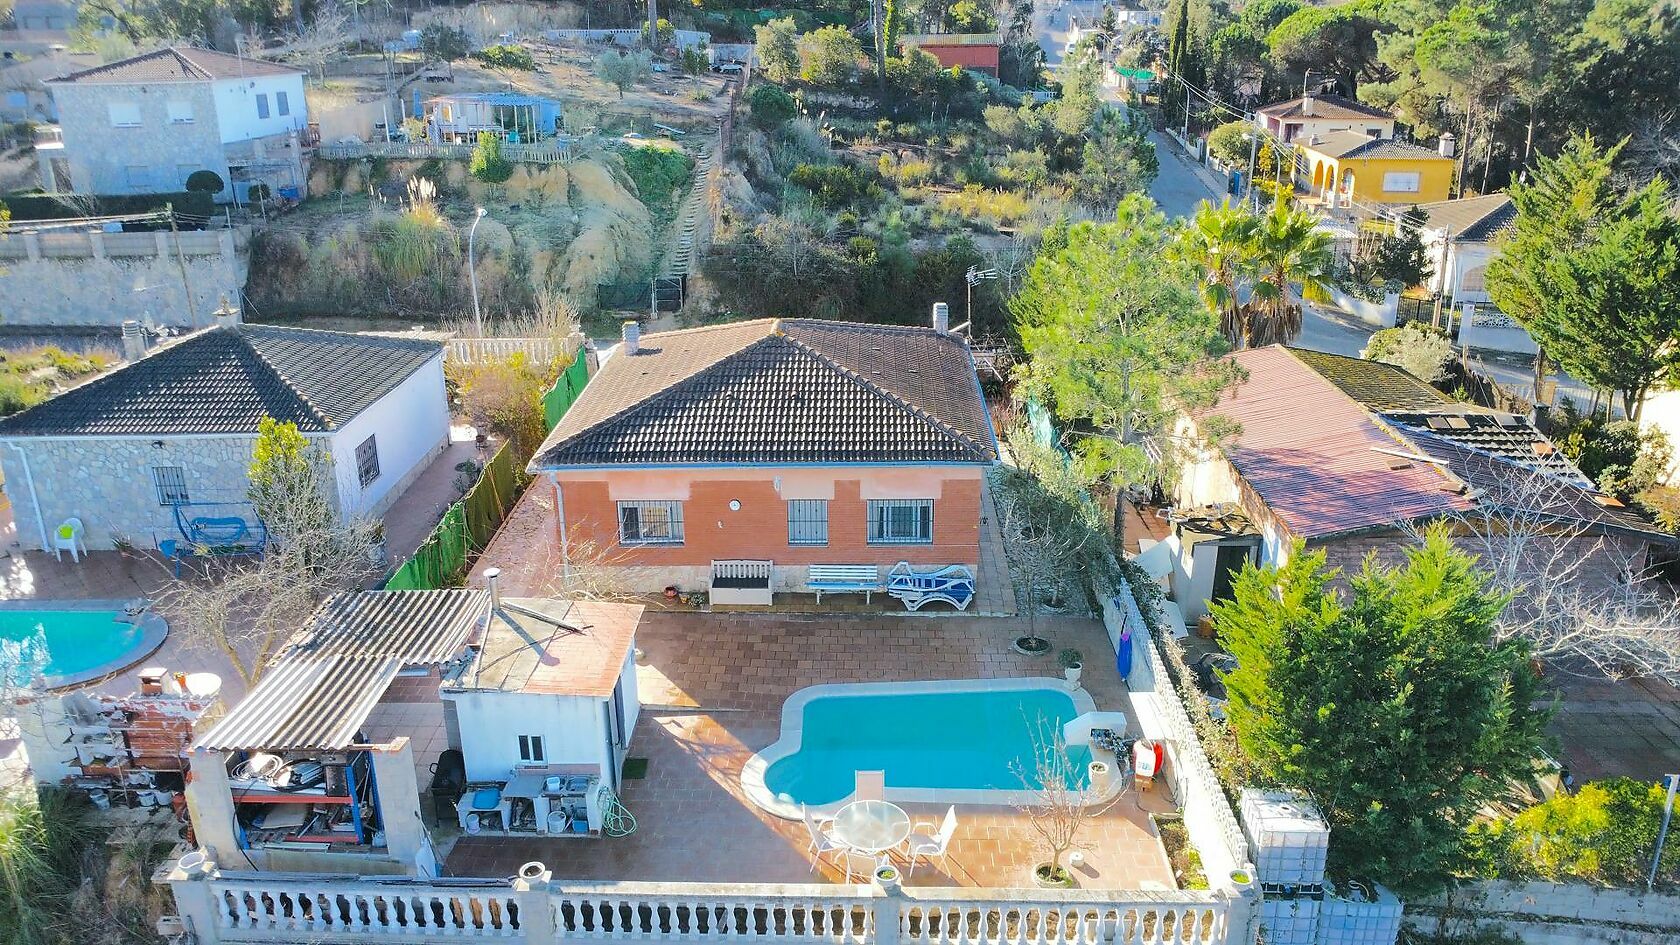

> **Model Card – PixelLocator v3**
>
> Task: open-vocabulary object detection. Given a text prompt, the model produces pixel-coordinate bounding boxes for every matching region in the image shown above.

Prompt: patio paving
[443,610,1176,890]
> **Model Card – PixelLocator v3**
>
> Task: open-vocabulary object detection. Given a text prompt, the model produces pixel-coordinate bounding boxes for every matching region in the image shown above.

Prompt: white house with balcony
[1410,193,1536,354]
[45,46,308,203]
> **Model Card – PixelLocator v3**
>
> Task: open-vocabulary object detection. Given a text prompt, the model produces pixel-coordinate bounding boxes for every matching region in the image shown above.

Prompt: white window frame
[1381,171,1421,193]
[517,734,545,763]
[618,500,684,545]
[108,102,141,128]
[355,434,380,487]
[787,499,829,546]
[166,100,194,124]
[867,499,934,544]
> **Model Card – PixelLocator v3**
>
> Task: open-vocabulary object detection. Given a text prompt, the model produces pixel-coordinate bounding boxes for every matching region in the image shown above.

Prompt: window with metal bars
[152,466,190,506]
[867,499,933,544]
[356,435,380,487]
[787,499,829,545]
[618,500,684,544]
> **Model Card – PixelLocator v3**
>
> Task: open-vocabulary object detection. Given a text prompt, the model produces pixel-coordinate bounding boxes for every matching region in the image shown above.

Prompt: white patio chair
[52,517,86,563]
[903,805,959,877]
[802,804,842,871]
[842,849,885,884]
[854,769,885,802]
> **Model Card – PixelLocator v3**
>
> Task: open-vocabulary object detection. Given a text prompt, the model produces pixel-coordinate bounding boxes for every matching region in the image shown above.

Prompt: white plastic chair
[802,804,842,871]
[854,770,885,802]
[903,805,958,877]
[52,517,86,562]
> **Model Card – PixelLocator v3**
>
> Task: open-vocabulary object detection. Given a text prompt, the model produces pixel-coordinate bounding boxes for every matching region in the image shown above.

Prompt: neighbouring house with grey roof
[0,319,448,552]
[1408,194,1537,355]
[44,46,308,202]
[524,309,1000,598]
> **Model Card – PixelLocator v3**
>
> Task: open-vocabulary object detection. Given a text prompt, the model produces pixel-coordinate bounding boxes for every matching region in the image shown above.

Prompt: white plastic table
[831,799,912,855]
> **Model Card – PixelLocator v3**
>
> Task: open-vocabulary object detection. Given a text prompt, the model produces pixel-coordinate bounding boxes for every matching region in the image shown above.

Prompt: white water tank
[1240,788,1330,888]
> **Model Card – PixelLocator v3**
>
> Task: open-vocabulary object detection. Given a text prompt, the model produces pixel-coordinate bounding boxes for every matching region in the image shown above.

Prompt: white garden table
[830,799,912,855]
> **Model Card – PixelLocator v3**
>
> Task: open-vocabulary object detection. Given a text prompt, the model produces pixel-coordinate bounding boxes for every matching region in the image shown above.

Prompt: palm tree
[1180,199,1260,348]
[1244,201,1337,347]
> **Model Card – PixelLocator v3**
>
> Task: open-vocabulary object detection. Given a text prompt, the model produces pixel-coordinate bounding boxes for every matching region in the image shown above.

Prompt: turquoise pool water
[0,608,148,684]
[762,686,1092,806]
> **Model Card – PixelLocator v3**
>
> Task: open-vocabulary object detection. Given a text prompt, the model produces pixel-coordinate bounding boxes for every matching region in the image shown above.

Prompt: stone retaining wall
[0,227,249,328]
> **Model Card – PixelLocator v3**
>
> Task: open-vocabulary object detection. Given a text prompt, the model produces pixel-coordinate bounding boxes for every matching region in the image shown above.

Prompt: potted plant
[873,863,901,891]
[1059,648,1084,686]
[112,535,136,559]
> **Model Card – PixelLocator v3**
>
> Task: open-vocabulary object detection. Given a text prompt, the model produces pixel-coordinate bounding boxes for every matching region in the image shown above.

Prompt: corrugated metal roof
[1212,347,1473,539]
[194,590,486,752]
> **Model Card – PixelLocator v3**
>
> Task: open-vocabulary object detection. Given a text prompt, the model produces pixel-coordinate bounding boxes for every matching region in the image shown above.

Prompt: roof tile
[49,46,302,84]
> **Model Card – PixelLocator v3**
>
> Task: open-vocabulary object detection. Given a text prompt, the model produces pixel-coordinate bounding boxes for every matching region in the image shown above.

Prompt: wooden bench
[808,564,881,603]
[710,559,773,606]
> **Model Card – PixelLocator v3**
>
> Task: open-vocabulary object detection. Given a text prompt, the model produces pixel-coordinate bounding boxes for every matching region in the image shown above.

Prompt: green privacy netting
[542,351,592,432]
[387,350,593,590]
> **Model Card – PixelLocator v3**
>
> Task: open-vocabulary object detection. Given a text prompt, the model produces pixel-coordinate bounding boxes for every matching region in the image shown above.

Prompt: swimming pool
[0,601,168,688]
[743,679,1101,817]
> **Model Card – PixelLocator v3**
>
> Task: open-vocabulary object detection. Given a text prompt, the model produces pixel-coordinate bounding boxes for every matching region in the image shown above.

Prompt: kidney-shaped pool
[0,600,168,689]
[742,678,1099,818]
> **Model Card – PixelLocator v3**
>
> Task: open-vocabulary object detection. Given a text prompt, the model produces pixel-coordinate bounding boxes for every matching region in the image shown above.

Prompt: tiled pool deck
[444,610,1179,890]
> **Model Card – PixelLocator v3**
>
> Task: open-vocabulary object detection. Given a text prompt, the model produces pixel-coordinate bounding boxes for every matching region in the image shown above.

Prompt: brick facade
[552,470,983,592]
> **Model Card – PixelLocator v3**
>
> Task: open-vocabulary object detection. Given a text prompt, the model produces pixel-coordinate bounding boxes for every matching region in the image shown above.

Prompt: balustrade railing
[170,865,1244,945]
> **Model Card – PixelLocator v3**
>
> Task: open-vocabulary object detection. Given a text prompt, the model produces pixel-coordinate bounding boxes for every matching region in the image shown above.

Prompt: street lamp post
[1243,132,1259,210]
[467,207,487,337]
[966,265,1000,328]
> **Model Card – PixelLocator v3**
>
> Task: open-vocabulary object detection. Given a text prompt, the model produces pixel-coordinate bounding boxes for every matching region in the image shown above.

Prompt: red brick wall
[555,473,982,570]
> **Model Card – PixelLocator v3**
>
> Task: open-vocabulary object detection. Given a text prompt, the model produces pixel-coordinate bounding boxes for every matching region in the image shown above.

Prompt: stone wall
[1412,880,1680,945]
[0,431,336,551]
[51,79,227,195]
[0,227,248,328]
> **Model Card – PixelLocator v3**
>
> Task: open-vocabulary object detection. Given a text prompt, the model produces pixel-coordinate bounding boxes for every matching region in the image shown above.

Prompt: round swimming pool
[0,601,168,689]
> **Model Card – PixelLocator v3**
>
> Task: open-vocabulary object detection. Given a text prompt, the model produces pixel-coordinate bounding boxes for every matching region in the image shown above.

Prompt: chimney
[931,302,950,334]
[121,319,147,362]
[1301,94,1315,117]
[137,667,166,696]
[211,297,239,329]
[1438,132,1457,158]
[485,567,503,613]
[621,319,641,355]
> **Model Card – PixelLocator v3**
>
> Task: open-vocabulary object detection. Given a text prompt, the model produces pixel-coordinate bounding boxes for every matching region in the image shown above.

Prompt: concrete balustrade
[165,855,1248,945]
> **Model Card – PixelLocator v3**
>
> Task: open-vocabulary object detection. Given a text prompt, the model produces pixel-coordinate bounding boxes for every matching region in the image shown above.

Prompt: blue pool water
[762,686,1092,806]
[0,608,148,684]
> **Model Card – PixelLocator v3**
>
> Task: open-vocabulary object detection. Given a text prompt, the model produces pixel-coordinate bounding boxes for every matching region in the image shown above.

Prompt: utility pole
[1651,774,1678,891]
[1244,132,1258,210]
[1182,75,1190,139]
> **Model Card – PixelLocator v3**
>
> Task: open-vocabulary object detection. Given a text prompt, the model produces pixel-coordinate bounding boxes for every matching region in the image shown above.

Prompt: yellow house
[1294,131,1454,206]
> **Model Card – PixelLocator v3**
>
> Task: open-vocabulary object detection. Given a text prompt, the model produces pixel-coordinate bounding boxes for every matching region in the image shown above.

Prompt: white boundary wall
[1412,880,1680,945]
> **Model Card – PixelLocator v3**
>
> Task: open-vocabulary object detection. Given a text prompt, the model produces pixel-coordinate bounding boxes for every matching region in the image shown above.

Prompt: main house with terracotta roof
[1162,346,1671,622]
[527,312,1000,598]
[1295,130,1456,206]
[1255,93,1395,145]
[45,46,308,201]
[0,320,448,552]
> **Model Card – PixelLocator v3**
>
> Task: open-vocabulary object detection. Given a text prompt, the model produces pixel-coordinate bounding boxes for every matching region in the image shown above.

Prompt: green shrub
[939,184,1030,227]
[1,190,213,222]
[1206,120,1253,167]
[1472,778,1680,885]
[748,83,797,130]
[473,43,536,70]
[621,146,696,222]
[788,162,883,210]
[185,169,225,195]
[469,132,513,184]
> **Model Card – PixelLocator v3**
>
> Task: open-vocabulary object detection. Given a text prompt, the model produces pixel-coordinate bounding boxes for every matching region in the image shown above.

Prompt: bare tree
[1409,466,1680,684]
[1012,717,1123,886]
[155,422,381,686]
[274,8,352,80]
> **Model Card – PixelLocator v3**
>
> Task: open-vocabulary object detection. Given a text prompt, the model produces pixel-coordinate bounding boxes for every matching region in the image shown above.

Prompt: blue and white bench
[808,564,881,603]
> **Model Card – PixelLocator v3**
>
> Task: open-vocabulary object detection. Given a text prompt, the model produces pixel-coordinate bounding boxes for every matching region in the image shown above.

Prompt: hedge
[1,191,215,224]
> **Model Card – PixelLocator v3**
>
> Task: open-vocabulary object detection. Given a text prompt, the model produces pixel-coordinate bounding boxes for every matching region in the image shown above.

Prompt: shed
[425,91,563,143]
